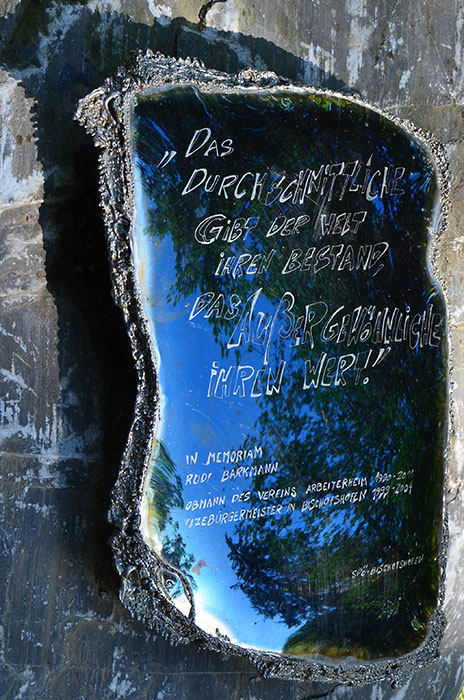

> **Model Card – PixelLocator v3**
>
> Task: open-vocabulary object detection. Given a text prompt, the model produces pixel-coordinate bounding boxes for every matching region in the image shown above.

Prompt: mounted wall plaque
[76,52,450,686]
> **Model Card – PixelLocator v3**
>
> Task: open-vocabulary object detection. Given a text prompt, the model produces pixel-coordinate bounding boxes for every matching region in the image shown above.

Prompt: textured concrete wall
[0,1,463,698]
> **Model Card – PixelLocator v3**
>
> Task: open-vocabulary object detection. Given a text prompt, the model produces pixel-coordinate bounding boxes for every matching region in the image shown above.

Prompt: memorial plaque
[76,53,449,685]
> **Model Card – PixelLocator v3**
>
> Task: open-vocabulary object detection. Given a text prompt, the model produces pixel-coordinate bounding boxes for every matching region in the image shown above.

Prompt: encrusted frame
[76,51,451,687]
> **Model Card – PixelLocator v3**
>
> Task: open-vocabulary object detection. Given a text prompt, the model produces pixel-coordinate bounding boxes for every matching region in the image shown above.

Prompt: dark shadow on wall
[0,1,352,695]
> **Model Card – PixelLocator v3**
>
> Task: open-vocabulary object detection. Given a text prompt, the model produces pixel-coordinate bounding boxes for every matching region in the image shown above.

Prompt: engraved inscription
[132,88,446,660]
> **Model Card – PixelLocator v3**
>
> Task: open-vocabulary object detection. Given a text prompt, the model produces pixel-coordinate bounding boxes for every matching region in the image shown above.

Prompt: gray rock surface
[0,1,462,698]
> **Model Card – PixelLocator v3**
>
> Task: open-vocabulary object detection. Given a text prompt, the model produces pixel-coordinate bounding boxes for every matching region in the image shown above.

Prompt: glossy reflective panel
[131,88,446,659]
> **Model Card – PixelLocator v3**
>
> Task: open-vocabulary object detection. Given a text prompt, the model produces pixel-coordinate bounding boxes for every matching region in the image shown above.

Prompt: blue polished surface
[131,88,446,658]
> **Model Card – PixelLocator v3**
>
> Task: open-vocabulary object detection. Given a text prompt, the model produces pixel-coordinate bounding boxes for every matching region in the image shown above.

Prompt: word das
[281,241,389,276]
[185,127,234,159]
[207,360,286,398]
[351,554,424,579]
[189,291,243,322]
[221,461,280,481]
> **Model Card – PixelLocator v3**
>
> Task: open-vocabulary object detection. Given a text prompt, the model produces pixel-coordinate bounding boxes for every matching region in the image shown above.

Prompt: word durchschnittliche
[181,144,406,206]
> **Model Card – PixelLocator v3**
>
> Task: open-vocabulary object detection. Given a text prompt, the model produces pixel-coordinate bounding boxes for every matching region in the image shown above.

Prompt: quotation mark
[157,150,177,169]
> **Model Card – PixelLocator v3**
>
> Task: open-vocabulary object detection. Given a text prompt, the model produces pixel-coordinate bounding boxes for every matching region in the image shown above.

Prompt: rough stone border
[75,51,451,687]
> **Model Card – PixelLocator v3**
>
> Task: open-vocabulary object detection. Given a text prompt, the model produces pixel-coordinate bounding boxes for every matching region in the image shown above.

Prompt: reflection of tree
[133,89,446,657]
[222,346,444,657]
[144,440,195,577]
[133,89,437,351]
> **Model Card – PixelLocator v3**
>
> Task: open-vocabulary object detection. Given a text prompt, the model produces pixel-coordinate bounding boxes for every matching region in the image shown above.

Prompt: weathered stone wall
[0,1,463,698]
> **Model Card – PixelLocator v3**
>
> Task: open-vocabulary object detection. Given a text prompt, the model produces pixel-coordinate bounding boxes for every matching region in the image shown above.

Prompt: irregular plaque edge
[75,50,451,688]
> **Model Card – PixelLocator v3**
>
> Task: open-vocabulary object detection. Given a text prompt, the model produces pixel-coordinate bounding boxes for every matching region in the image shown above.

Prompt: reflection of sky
[133,181,301,649]
[129,88,446,657]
